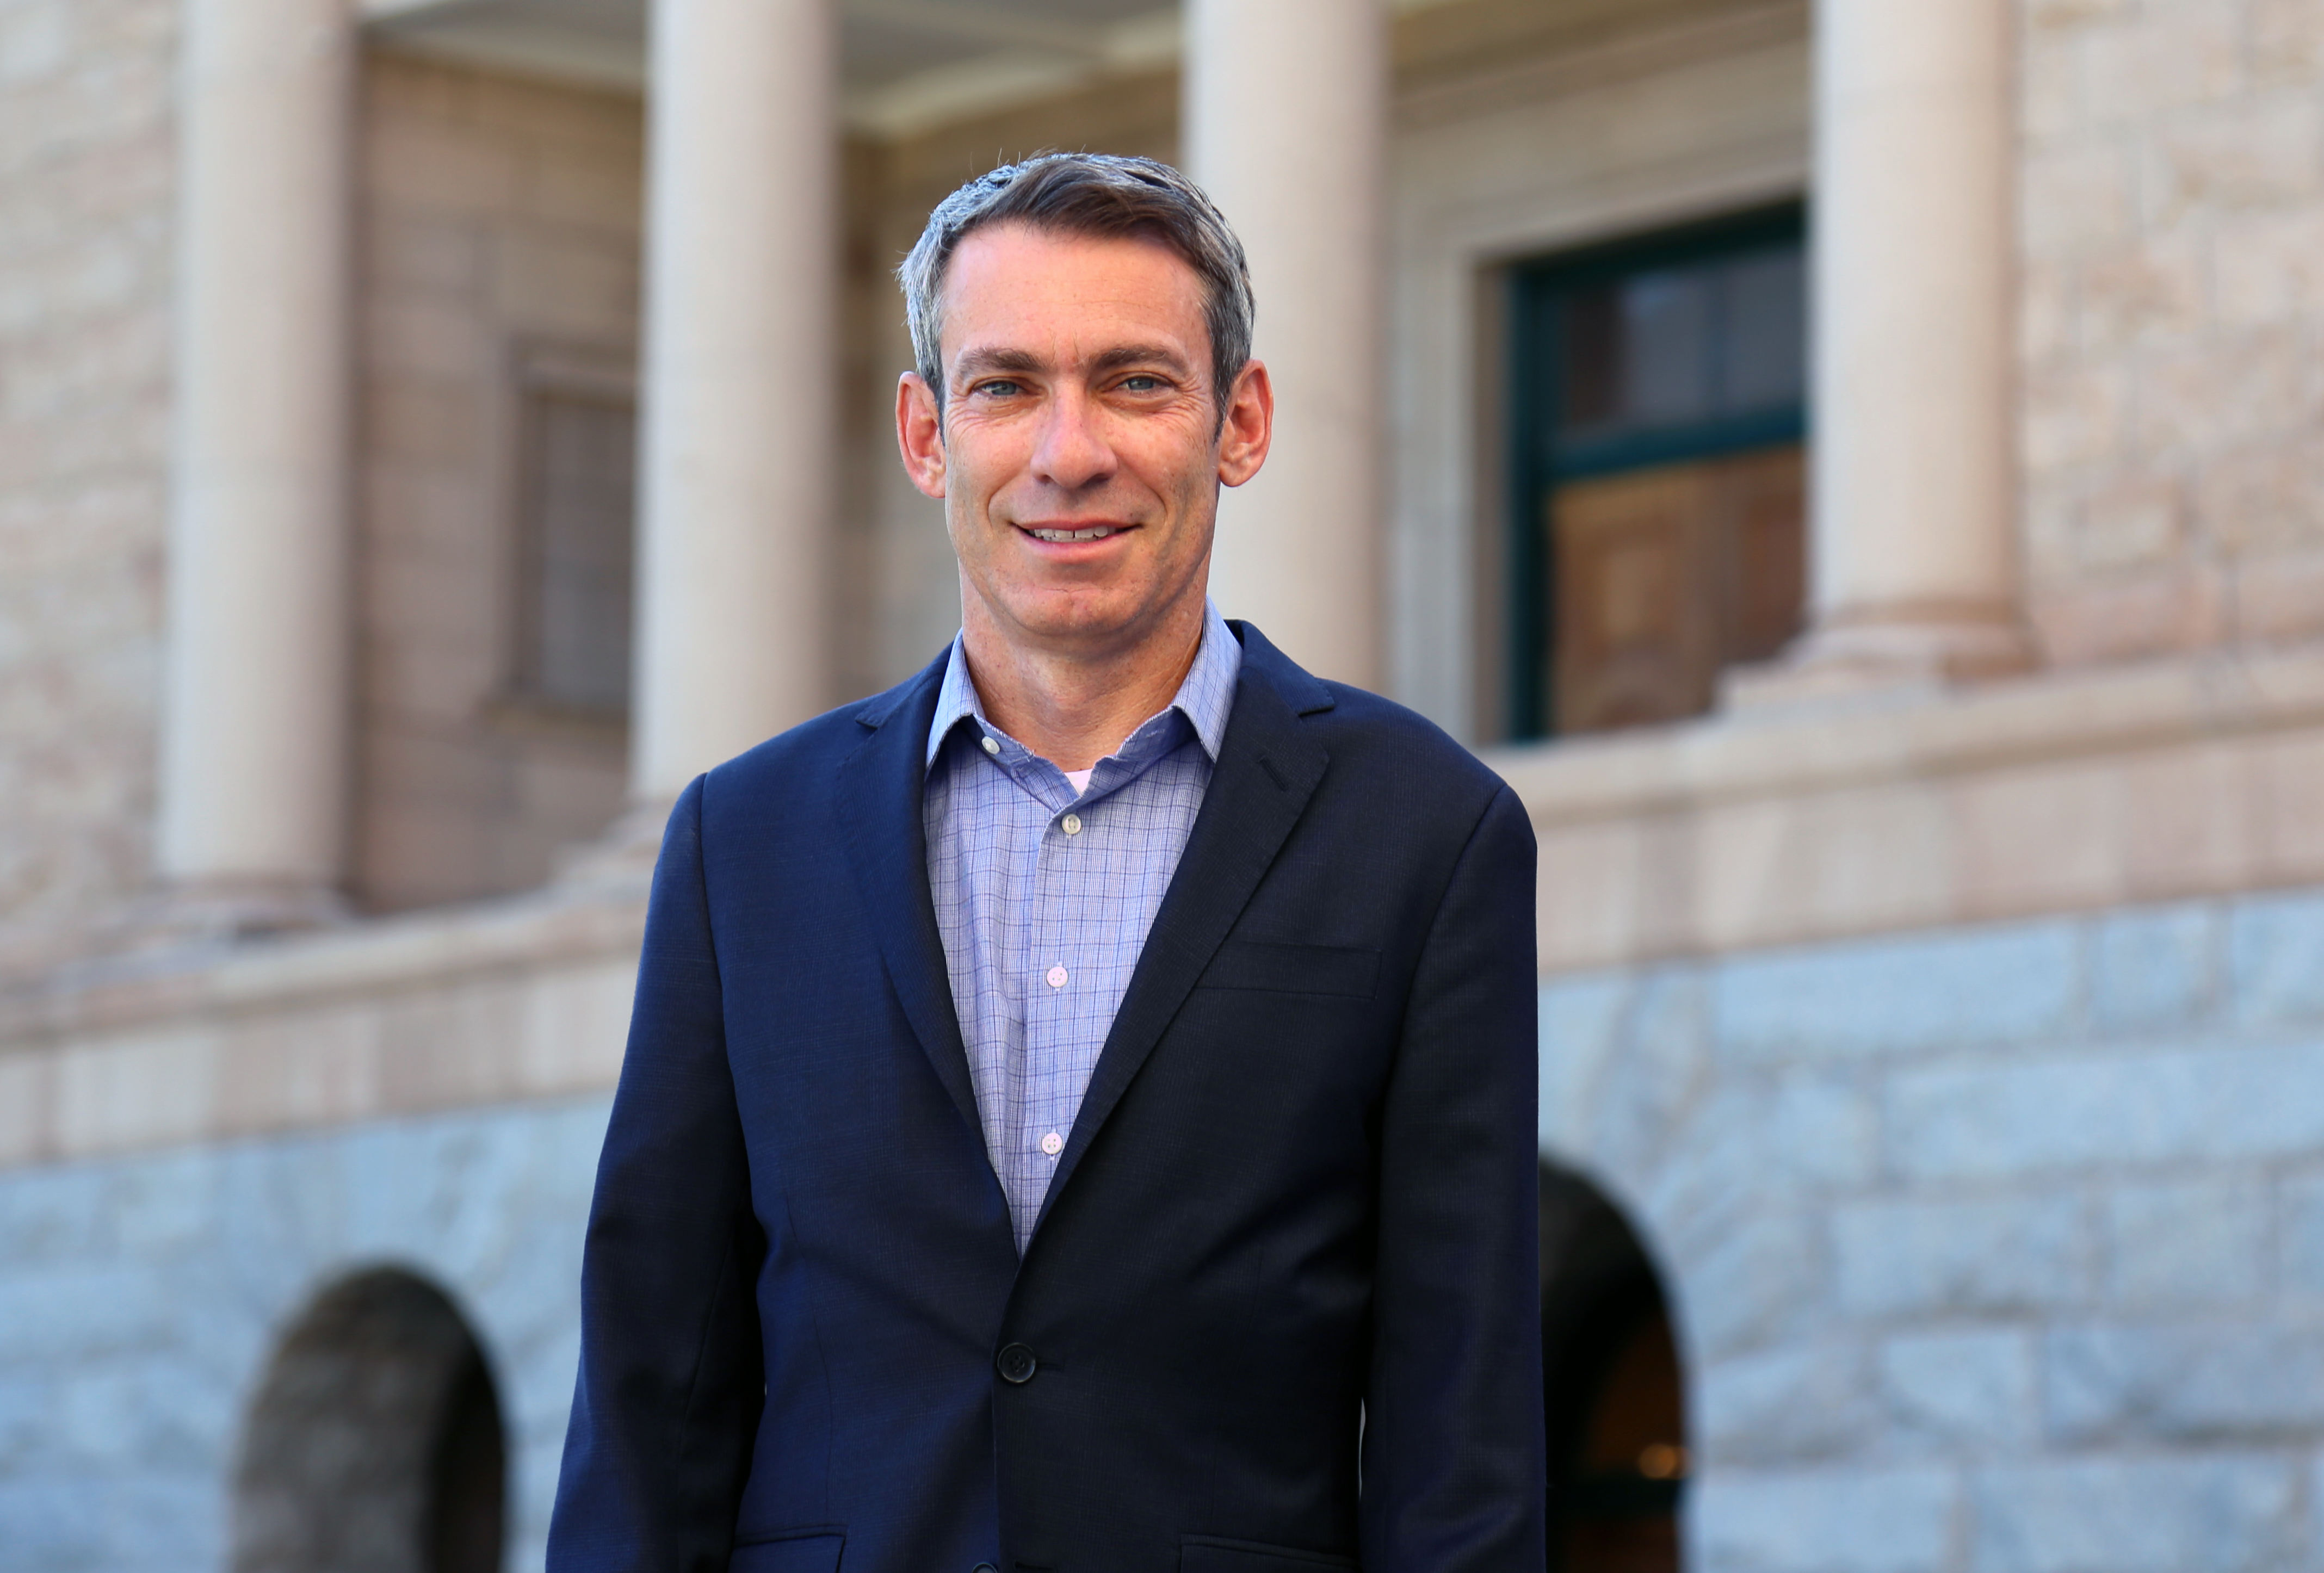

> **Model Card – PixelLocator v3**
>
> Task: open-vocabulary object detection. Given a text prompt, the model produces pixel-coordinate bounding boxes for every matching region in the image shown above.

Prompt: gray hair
[897,153,1254,421]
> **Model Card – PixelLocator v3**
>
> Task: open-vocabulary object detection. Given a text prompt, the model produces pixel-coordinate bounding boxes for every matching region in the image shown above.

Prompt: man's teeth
[1031,526,1115,542]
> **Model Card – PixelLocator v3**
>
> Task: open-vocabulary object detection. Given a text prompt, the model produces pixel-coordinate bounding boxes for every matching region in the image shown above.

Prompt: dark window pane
[1562,284,1624,429]
[1561,251,1797,439]
[524,392,636,714]
[1618,269,1713,426]
[1717,249,1806,413]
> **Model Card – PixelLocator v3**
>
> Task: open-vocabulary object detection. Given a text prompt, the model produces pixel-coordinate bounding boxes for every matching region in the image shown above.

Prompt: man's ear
[895,371,947,500]
[1217,359,1274,488]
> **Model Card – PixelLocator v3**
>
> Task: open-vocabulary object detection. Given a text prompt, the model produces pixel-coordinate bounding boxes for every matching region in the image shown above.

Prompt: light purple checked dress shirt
[923,602,1241,1252]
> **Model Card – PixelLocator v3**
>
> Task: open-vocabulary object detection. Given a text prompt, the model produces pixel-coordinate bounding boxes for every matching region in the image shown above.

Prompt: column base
[1723,611,2038,717]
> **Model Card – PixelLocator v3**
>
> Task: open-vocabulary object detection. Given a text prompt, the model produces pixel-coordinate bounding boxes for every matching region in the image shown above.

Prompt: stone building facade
[3,1,2323,1570]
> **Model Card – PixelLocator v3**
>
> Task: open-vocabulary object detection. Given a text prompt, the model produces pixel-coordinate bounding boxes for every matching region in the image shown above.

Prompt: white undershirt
[1064,766,1094,794]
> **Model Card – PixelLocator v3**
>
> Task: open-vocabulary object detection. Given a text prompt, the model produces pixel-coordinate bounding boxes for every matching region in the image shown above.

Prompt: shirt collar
[924,600,1241,774]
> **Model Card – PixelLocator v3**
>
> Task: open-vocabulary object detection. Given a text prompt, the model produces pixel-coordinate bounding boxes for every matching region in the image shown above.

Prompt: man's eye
[1118,375,1163,393]
[974,379,1024,397]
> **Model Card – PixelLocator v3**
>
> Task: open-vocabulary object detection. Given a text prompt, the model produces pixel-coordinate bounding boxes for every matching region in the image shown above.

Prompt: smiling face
[895,221,1270,664]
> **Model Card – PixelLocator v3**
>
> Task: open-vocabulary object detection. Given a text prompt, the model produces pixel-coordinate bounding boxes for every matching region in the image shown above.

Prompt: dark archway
[1540,1163,1688,1573]
[230,1267,507,1573]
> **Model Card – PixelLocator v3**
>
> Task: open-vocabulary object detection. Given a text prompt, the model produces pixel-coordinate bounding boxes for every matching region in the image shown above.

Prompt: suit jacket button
[996,1342,1038,1384]
[972,1564,999,1573]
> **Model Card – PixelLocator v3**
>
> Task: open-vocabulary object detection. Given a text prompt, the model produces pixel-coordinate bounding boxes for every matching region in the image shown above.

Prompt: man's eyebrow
[1090,344,1191,376]
[950,347,1045,382]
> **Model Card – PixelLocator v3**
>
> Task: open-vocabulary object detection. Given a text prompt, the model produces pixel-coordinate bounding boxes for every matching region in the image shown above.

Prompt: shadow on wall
[1541,1162,1689,1573]
[230,1266,507,1573]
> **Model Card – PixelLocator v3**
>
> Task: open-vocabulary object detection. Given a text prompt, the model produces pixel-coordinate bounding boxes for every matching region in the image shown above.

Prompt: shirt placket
[990,783,1037,1199]
[1024,785,1077,1223]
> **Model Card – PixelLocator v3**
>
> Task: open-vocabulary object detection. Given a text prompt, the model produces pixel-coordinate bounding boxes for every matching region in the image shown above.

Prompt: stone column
[1790,0,2031,684]
[1184,0,1388,690]
[630,0,838,801]
[158,0,355,921]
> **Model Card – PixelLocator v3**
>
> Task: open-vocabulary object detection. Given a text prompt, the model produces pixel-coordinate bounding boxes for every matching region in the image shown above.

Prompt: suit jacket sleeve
[548,776,768,1572]
[1361,782,1546,1571]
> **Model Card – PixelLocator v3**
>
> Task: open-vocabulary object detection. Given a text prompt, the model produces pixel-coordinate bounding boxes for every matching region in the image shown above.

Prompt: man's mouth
[1027,525,1120,542]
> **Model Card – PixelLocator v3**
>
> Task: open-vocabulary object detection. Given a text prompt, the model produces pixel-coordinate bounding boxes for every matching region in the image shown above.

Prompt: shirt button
[1061,813,1083,836]
[1045,964,1067,989]
[980,735,1000,755]
[1040,1131,1064,1157]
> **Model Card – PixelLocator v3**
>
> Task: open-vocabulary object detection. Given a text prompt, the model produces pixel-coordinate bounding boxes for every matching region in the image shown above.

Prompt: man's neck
[960,598,1208,774]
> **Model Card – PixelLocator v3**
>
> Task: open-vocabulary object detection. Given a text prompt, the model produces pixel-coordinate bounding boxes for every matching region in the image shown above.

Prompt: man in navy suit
[548,153,1543,1573]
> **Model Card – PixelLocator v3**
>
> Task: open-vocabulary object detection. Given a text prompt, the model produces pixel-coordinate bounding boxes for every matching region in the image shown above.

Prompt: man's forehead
[941,222,1205,342]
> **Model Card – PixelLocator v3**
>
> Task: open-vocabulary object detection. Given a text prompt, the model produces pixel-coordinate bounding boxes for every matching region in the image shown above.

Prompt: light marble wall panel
[1540,882,2324,1573]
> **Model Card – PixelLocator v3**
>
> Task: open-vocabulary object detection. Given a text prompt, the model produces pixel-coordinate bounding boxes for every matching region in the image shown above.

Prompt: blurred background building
[2,0,2322,1569]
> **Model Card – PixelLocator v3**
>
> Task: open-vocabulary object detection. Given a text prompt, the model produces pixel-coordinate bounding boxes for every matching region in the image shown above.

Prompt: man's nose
[1030,387,1115,491]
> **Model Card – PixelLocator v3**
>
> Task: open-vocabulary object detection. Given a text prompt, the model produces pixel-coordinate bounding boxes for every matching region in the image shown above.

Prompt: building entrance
[228,1267,506,1573]
[1540,1164,1686,1573]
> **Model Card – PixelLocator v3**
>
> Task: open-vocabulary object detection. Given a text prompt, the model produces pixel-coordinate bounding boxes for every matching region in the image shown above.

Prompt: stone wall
[0,0,176,975]
[0,1095,608,1573]
[1538,882,2324,1572]
[2019,0,2324,667]
[352,50,645,914]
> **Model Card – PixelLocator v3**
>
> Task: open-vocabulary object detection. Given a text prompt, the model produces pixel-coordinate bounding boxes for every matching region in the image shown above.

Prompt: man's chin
[987,589,1166,653]
[1009,605,1139,648]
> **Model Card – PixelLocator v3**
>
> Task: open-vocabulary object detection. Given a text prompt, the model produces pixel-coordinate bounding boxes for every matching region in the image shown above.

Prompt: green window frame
[1504,202,1810,741]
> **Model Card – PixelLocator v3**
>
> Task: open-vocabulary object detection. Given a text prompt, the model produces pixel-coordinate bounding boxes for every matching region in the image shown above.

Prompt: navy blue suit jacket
[548,623,1545,1573]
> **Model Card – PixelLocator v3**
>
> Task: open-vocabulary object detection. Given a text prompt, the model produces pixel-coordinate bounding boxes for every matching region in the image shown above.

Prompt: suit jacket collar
[836,648,986,1141]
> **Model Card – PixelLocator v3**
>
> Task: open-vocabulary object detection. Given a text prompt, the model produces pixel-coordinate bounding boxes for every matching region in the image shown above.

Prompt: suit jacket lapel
[1029,626,1334,1242]
[835,654,986,1141]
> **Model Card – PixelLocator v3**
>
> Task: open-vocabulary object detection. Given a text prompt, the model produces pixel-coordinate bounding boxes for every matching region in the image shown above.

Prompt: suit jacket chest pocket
[1199,940,1378,1000]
